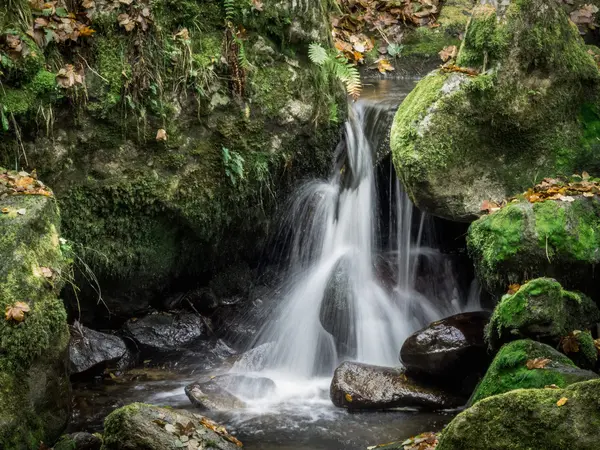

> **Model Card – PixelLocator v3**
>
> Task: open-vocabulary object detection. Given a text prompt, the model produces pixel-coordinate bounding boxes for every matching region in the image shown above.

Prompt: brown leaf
[156,129,167,141]
[40,266,53,278]
[561,331,581,354]
[439,45,457,62]
[5,301,31,322]
[376,58,394,73]
[526,358,551,369]
[507,283,521,295]
[556,397,568,407]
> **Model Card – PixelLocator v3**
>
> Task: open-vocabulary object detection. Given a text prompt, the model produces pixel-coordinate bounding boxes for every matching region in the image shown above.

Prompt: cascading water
[231,81,481,411]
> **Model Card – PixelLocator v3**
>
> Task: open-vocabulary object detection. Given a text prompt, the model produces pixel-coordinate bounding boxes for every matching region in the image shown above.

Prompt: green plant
[388,43,404,58]
[308,42,361,99]
[221,146,245,185]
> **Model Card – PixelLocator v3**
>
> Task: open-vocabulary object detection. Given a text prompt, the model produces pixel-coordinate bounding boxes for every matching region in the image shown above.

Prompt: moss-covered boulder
[438,379,600,450]
[0,0,345,323]
[467,197,600,297]
[470,339,597,405]
[390,0,600,221]
[485,278,600,350]
[0,186,71,447]
[101,403,240,450]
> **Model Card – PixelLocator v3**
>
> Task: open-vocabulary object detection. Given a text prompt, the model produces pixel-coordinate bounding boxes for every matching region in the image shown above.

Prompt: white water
[229,83,481,416]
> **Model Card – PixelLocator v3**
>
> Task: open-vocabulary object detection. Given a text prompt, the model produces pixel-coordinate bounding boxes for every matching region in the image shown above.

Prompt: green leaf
[308,43,328,66]
[55,7,69,17]
[1,107,9,132]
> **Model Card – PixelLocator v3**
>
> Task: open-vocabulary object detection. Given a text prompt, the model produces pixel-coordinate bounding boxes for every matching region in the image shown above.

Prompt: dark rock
[209,262,254,303]
[400,311,491,381]
[185,374,276,410]
[54,432,102,450]
[102,403,241,449]
[319,257,356,357]
[330,361,465,411]
[124,311,206,352]
[437,379,600,450]
[69,323,128,375]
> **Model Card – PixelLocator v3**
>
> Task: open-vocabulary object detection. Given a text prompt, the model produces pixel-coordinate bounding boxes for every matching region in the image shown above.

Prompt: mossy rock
[467,197,600,298]
[101,403,240,450]
[470,339,597,405]
[0,191,71,448]
[390,0,600,221]
[485,278,600,350]
[438,378,600,450]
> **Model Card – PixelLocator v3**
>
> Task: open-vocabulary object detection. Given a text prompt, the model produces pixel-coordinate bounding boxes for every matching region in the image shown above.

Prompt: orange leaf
[556,397,568,406]
[507,283,521,295]
[5,301,31,322]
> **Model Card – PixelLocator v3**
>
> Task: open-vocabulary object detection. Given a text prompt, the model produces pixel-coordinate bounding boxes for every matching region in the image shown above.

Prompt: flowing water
[72,78,480,449]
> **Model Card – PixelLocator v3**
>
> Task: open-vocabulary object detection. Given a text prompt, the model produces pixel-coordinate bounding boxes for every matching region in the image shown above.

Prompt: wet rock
[209,262,253,303]
[163,288,220,314]
[231,342,276,372]
[485,278,600,351]
[102,403,241,449]
[123,311,206,352]
[400,311,491,381]
[185,374,276,410]
[69,323,128,375]
[470,339,598,405]
[330,361,465,410]
[437,379,600,450]
[54,432,102,450]
[319,257,356,357]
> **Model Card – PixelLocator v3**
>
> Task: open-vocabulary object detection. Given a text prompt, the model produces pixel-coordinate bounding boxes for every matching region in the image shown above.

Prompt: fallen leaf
[561,331,581,354]
[156,129,167,141]
[5,301,31,322]
[507,283,521,295]
[439,45,457,62]
[557,397,568,406]
[545,384,560,389]
[526,357,551,369]
[16,208,26,215]
[345,393,353,402]
[40,266,53,278]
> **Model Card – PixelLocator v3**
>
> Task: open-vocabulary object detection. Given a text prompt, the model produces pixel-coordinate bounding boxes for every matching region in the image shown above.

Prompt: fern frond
[308,43,328,66]
[330,57,362,100]
[237,39,251,70]
[224,0,235,22]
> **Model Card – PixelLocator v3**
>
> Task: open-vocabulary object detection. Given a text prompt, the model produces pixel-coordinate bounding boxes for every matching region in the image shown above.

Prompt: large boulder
[437,379,600,450]
[468,197,600,297]
[123,311,206,353]
[0,0,345,326]
[485,278,600,350]
[101,403,241,450]
[470,339,597,405]
[0,175,71,448]
[330,361,465,411]
[390,0,600,221]
[69,323,128,375]
[400,311,491,381]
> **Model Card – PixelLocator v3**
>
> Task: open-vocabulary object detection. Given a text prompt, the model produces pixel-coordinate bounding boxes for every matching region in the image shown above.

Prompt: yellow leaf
[5,301,31,322]
[557,397,568,406]
[156,129,167,141]
[345,393,353,402]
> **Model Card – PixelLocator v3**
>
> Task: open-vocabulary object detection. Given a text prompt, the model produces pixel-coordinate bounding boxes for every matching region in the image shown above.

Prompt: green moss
[470,339,597,404]
[439,379,600,450]
[485,278,600,350]
[0,70,60,116]
[402,28,460,58]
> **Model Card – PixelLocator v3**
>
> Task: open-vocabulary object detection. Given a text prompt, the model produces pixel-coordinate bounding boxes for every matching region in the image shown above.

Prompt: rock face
[0,0,345,325]
[390,0,600,221]
[124,312,206,352]
[185,374,276,410]
[437,379,600,450]
[330,361,465,410]
[485,278,600,350]
[470,339,598,405]
[0,188,71,448]
[400,311,491,380]
[468,198,600,298]
[54,432,102,450]
[69,323,128,374]
[101,403,241,450]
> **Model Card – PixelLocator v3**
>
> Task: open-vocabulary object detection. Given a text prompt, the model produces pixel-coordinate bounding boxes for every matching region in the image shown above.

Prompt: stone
[437,379,600,450]
[124,311,206,352]
[390,0,600,221]
[485,278,600,350]
[54,432,102,450]
[468,198,600,298]
[69,323,128,374]
[330,361,465,411]
[101,403,241,449]
[185,374,276,410]
[400,311,491,381]
[470,339,598,405]
[231,342,276,372]
[0,191,71,448]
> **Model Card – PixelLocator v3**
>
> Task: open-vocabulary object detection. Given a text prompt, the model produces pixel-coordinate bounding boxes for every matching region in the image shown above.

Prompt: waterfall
[232,81,481,402]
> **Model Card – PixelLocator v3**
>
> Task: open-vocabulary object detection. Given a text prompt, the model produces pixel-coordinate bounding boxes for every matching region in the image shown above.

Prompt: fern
[236,38,251,70]
[224,0,235,22]
[308,43,361,99]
